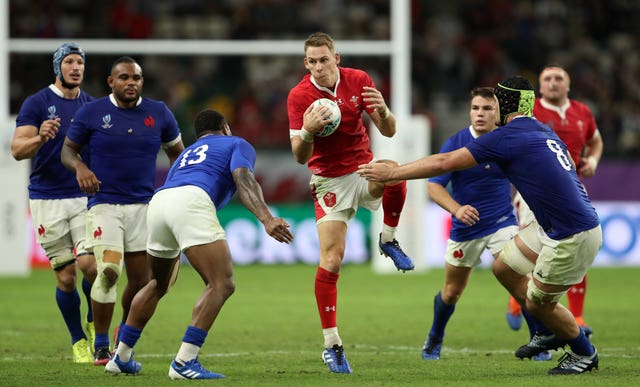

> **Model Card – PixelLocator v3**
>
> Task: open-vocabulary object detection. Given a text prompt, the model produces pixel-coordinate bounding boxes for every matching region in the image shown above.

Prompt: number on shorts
[546,139,572,171]
[178,144,208,168]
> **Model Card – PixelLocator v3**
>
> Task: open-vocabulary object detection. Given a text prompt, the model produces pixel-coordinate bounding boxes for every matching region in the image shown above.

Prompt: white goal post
[1,0,427,275]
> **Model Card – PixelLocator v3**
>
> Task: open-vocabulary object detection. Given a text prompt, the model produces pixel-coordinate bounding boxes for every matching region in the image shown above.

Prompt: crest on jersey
[144,115,155,128]
[47,105,57,120]
[349,95,359,108]
[101,114,113,128]
[323,192,337,208]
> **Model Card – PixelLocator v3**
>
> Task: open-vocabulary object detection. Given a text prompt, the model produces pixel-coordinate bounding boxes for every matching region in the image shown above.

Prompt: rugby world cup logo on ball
[312,98,341,137]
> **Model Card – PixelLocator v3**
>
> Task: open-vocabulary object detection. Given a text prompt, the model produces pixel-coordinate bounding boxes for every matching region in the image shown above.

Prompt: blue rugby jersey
[430,126,517,242]
[16,85,94,199]
[159,134,256,210]
[466,117,600,240]
[66,95,181,208]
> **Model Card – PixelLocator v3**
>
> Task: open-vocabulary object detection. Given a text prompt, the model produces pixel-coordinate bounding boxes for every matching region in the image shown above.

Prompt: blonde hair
[304,32,336,54]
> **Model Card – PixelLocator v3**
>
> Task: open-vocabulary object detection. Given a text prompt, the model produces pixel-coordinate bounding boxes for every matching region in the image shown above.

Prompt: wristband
[380,107,390,120]
[299,128,314,143]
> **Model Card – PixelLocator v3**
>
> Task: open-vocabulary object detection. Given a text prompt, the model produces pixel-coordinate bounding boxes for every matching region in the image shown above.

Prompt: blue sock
[115,321,124,341]
[567,329,595,356]
[95,333,110,350]
[522,308,552,337]
[428,292,455,340]
[81,277,93,323]
[120,325,143,348]
[182,325,208,347]
[55,287,85,344]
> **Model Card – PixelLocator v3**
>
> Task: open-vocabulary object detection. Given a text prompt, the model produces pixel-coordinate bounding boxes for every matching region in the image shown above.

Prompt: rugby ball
[311,98,341,137]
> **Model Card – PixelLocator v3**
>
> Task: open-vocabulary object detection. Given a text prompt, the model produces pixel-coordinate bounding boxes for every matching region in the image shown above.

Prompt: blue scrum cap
[52,42,85,79]
[494,76,535,125]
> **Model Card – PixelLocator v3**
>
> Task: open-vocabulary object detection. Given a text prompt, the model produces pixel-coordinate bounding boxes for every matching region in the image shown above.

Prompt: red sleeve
[287,88,307,130]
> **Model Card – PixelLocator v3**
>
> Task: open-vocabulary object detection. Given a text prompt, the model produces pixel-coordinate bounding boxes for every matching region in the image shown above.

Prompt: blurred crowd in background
[9,0,640,159]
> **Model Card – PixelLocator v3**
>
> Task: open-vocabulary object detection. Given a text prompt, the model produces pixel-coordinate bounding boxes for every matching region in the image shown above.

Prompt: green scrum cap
[494,76,535,125]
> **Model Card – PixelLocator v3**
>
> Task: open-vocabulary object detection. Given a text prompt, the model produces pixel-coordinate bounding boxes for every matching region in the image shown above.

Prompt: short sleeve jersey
[159,135,256,210]
[465,117,600,240]
[287,67,376,177]
[66,95,181,208]
[533,98,597,175]
[429,126,517,242]
[15,85,94,199]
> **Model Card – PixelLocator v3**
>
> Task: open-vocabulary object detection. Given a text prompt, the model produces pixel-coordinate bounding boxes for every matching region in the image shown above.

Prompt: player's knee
[216,275,236,300]
[442,285,464,305]
[55,264,77,291]
[99,261,121,289]
[76,254,97,282]
[497,240,534,275]
[526,280,565,306]
[43,239,76,271]
[91,262,121,303]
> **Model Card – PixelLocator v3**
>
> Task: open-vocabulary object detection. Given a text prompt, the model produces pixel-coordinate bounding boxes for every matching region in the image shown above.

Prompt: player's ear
[335,53,340,65]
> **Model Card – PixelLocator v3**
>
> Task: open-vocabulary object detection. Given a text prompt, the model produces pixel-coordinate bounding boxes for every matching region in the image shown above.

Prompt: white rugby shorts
[310,172,381,224]
[445,225,519,267]
[86,203,148,253]
[518,222,602,286]
[146,185,226,259]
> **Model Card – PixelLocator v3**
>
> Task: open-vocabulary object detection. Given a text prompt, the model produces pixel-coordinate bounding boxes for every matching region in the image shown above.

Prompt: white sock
[175,342,200,364]
[115,342,133,362]
[323,327,342,348]
[381,224,397,243]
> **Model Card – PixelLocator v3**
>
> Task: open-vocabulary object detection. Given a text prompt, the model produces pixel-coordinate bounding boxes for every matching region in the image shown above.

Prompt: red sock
[382,181,407,227]
[315,267,339,329]
[567,276,587,320]
[508,295,522,316]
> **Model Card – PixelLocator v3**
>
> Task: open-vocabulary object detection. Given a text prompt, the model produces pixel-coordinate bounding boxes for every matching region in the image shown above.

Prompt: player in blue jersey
[104,109,294,379]
[358,76,601,375]
[11,43,96,363]
[421,87,519,360]
[61,56,185,366]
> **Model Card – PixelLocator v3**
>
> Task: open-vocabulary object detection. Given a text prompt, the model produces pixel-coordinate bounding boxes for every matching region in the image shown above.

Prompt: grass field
[1,264,639,386]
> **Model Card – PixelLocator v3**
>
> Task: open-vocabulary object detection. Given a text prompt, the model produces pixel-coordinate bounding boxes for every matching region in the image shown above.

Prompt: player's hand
[38,118,60,142]
[362,86,388,115]
[263,217,294,244]
[578,156,597,178]
[302,103,332,133]
[454,205,480,226]
[357,162,393,182]
[75,165,101,195]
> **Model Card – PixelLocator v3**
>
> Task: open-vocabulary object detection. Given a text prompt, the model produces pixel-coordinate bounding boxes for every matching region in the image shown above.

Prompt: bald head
[538,66,571,106]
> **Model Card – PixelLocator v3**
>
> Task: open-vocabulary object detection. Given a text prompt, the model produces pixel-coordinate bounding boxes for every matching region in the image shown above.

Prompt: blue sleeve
[230,139,256,173]
[66,105,91,145]
[16,95,42,127]
[161,103,181,143]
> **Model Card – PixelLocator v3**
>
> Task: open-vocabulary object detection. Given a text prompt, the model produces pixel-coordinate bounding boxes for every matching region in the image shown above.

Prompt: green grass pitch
[1,264,639,386]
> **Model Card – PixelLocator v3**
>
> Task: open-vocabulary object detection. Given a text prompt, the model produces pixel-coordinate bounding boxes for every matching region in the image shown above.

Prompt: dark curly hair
[494,76,535,125]
[194,109,227,138]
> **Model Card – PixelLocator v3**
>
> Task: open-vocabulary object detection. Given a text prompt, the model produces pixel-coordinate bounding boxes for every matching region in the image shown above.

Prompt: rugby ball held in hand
[312,98,341,137]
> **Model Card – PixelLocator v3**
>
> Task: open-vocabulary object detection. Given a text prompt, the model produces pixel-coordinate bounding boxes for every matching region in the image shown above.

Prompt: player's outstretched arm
[232,167,294,244]
[358,148,478,182]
